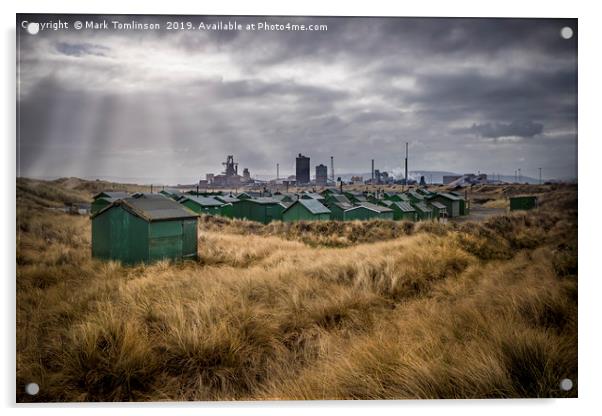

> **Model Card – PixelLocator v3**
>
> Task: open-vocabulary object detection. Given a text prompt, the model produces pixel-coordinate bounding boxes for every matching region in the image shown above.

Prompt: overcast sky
[17,15,577,184]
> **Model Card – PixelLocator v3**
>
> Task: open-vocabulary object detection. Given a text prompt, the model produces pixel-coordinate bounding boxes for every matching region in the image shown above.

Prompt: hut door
[182,220,197,258]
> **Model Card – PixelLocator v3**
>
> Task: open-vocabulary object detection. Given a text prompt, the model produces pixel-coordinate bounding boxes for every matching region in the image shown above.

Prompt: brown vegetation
[16,181,577,401]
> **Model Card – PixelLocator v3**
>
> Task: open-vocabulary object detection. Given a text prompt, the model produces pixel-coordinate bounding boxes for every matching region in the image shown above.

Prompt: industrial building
[91,194,198,264]
[296,154,310,185]
[282,199,331,222]
[316,164,328,186]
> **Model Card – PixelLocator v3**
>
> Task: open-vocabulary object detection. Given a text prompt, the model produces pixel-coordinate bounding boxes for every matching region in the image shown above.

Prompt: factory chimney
[404,142,408,190]
[330,156,334,182]
[371,159,375,183]
[277,163,279,180]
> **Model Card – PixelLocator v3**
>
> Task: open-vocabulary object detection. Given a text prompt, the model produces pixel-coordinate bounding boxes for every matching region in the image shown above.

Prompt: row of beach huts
[88,187,468,264]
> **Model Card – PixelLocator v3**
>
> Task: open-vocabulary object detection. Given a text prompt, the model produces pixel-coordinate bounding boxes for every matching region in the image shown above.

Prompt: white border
[3,1,600,415]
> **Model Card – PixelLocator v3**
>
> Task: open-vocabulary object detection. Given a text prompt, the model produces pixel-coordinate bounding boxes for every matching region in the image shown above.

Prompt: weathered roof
[93,194,198,221]
[181,195,223,207]
[297,198,331,214]
[93,191,130,200]
[301,192,325,200]
[215,195,239,203]
[430,201,447,210]
[407,190,425,200]
[379,199,394,207]
[413,202,433,213]
[331,201,356,211]
[327,194,352,204]
[243,197,282,205]
[393,201,416,212]
[358,202,394,213]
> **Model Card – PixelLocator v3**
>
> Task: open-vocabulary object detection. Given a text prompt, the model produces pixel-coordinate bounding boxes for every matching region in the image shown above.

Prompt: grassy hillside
[16,180,577,401]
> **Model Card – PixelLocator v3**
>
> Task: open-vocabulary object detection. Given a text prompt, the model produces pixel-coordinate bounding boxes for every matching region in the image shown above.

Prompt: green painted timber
[231,198,284,224]
[92,205,197,265]
[181,199,222,216]
[282,200,331,222]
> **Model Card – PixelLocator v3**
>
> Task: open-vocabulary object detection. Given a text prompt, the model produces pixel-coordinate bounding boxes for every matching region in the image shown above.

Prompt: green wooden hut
[412,202,433,221]
[160,188,185,201]
[91,192,131,214]
[231,197,285,224]
[91,194,198,265]
[91,197,117,214]
[300,192,326,201]
[346,202,394,221]
[429,192,464,217]
[510,195,538,211]
[328,201,356,221]
[324,194,352,206]
[180,195,223,216]
[390,201,417,221]
[429,201,448,220]
[93,191,130,200]
[282,199,331,222]
[344,192,368,204]
[406,190,425,203]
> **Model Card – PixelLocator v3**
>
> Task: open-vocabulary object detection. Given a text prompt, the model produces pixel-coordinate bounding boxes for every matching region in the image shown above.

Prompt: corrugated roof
[298,198,331,214]
[215,195,239,203]
[393,201,416,212]
[328,194,352,204]
[359,202,393,213]
[93,194,198,221]
[301,192,325,200]
[407,190,425,200]
[413,202,432,213]
[430,201,447,209]
[331,201,356,211]
[181,195,223,207]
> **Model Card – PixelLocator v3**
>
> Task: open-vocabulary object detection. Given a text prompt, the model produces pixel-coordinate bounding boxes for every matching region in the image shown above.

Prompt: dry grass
[16,181,577,401]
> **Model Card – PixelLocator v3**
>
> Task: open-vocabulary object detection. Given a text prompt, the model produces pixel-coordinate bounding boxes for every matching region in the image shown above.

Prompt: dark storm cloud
[16,14,577,182]
[457,120,544,139]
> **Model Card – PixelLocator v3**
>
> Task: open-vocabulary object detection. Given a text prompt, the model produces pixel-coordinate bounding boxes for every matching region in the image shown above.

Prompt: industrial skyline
[17,15,577,184]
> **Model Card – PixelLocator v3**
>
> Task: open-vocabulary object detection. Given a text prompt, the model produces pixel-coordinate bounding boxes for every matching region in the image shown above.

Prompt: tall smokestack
[405,142,408,187]
[330,156,334,182]
[371,159,375,183]
[277,163,279,180]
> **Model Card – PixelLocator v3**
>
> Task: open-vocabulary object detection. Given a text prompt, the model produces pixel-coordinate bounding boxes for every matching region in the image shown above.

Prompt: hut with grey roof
[91,194,198,264]
[282,198,331,222]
